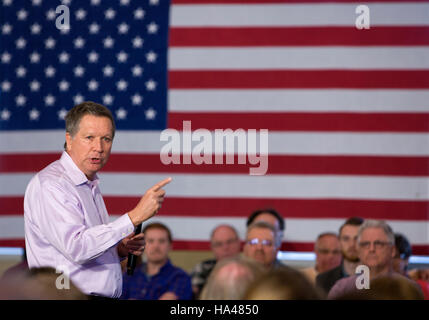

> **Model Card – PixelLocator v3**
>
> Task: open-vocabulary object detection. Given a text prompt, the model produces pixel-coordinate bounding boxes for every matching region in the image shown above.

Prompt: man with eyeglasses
[190,224,241,298]
[316,217,364,293]
[328,219,421,299]
[243,221,282,270]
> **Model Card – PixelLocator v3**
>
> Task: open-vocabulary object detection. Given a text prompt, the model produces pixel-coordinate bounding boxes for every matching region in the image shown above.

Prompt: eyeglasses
[211,238,239,248]
[358,240,392,250]
[246,238,273,247]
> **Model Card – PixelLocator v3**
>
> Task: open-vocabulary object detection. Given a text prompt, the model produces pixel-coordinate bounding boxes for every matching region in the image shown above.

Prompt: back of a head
[243,267,325,300]
[1,267,87,300]
[394,233,412,259]
[336,275,424,300]
[199,256,265,300]
[246,209,285,231]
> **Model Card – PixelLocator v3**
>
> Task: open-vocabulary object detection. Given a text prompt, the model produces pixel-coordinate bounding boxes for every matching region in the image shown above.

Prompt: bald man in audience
[190,224,241,298]
[301,232,342,284]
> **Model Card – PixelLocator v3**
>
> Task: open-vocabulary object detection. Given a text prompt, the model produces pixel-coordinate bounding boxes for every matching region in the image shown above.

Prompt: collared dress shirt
[24,151,135,298]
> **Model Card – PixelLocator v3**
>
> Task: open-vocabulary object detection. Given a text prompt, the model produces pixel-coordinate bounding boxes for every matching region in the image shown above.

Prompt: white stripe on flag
[169,89,429,113]
[1,173,427,200]
[1,131,429,156]
[169,47,429,70]
[171,3,429,27]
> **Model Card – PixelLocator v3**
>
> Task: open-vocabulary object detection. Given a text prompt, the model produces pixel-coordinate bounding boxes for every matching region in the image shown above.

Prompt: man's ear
[392,246,398,258]
[65,132,72,151]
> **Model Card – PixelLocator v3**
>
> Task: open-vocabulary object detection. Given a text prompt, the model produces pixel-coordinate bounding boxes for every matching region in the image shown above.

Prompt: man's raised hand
[128,177,172,226]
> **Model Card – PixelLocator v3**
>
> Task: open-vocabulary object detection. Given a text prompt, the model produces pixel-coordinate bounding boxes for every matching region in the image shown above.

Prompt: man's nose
[93,138,103,152]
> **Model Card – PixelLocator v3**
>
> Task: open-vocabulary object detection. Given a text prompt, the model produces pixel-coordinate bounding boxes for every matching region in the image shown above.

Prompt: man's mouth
[90,158,102,164]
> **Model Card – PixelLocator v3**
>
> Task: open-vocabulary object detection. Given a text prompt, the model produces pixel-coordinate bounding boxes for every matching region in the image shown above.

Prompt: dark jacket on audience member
[316,262,348,294]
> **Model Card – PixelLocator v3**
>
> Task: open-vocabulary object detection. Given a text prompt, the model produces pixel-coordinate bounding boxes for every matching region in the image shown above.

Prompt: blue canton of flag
[0,0,169,130]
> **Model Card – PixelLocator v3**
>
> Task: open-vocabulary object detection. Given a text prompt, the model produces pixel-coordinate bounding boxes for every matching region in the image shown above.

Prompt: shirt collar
[60,151,99,186]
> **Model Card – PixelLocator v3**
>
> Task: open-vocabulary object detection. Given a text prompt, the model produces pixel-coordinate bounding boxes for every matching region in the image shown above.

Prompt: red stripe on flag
[169,70,429,89]
[169,112,429,132]
[2,154,428,176]
[2,197,428,220]
[170,27,429,47]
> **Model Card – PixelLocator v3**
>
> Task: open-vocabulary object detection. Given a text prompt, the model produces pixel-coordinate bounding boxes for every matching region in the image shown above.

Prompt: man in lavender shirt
[328,220,420,299]
[24,101,171,299]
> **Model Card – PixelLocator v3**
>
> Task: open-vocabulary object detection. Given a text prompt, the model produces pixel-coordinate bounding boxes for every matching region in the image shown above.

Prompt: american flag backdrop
[0,0,428,255]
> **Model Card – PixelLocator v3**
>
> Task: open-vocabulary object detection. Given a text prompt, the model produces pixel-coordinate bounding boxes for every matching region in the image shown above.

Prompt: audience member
[243,221,283,270]
[246,208,285,247]
[1,248,28,280]
[328,220,422,299]
[301,232,342,284]
[316,217,364,293]
[199,256,264,300]
[335,275,424,300]
[121,222,192,300]
[243,267,325,300]
[190,224,241,298]
[393,233,429,299]
[0,267,87,300]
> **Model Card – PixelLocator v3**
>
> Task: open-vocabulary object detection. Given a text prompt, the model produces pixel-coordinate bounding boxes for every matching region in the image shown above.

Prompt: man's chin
[344,255,360,263]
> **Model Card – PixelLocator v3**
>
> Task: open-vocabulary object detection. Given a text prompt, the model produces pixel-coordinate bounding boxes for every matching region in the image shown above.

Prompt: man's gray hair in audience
[357,219,395,244]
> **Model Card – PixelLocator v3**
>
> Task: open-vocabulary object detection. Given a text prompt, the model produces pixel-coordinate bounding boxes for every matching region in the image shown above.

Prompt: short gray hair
[357,219,395,244]
[246,221,281,248]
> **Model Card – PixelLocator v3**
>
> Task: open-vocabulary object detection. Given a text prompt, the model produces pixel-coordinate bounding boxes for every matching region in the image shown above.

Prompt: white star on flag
[145,79,157,91]
[58,109,68,120]
[146,51,157,63]
[44,95,55,106]
[147,22,158,34]
[145,108,156,120]
[105,8,116,20]
[30,23,42,35]
[1,52,12,64]
[0,109,11,121]
[29,52,40,63]
[16,66,26,77]
[103,37,115,49]
[116,108,127,120]
[2,23,12,35]
[132,37,144,48]
[59,52,70,63]
[102,93,114,106]
[131,93,143,105]
[131,65,143,77]
[29,108,40,121]
[73,94,85,105]
[103,65,114,77]
[73,65,85,77]
[15,94,26,107]
[1,80,12,91]
[29,80,40,92]
[58,80,70,91]
[134,8,145,19]
[45,37,56,49]
[87,79,99,91]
